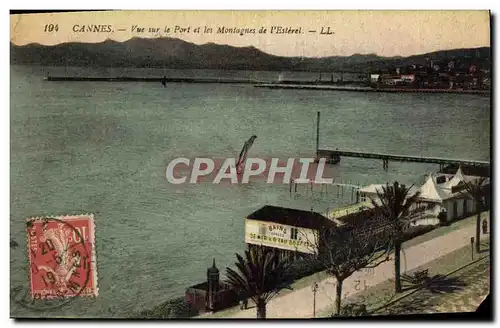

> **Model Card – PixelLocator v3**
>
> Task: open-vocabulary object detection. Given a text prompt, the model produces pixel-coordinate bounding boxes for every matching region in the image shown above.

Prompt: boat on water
[314,151,341,165]
[326,153,341,164]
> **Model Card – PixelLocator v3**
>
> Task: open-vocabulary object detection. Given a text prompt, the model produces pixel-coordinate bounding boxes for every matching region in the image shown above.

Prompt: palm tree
[371,182,420,293]
[225,245,291,319]
[461,177,488,252]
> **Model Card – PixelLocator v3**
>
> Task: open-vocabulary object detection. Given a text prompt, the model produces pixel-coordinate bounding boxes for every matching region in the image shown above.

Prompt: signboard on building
[401,74,415,82]
[244,219,317,254]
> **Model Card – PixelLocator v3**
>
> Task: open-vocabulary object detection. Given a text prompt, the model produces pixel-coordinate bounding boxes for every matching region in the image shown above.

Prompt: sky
[10,10,491,58]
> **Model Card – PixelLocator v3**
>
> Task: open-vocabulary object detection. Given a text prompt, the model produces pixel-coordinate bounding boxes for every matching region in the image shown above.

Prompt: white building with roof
[417,166,489,223]
[358,183,431,226]
[357,166,487,227]
[359,183,419,204]
[428,166,487,221]
[415,174,451,225]
[358,184,385,203]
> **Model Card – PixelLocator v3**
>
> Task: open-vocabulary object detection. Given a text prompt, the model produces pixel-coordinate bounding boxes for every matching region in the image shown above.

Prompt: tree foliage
[460,177,489,252]
[372,182,421,239]
[308,214,392,315]
[225,245,292,318]
[371,181,421,293]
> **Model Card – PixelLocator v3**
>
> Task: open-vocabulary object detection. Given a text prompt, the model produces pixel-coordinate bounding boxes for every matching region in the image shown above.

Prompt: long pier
[317,148,490,170]
[313,111,490,171]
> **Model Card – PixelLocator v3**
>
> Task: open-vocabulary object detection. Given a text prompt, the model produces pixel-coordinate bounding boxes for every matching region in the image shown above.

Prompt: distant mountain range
[10,37,491,72]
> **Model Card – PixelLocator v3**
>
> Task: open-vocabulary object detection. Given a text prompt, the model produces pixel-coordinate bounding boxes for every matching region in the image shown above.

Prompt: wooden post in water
[315,111,320,161]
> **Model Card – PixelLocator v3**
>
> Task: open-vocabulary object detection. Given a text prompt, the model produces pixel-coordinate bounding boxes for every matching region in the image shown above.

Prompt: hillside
[10,37,491,72]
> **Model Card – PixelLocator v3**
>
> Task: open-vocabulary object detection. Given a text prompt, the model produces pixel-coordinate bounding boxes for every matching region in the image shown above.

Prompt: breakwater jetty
[255,83,490,95]
[44,76,363,86]
[44,76,261,84]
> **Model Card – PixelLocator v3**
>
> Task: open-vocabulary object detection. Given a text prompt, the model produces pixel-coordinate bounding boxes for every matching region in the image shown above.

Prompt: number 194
[44,24,59,32]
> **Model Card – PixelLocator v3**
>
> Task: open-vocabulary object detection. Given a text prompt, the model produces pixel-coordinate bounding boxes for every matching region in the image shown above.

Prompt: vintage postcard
[10,10,491,319]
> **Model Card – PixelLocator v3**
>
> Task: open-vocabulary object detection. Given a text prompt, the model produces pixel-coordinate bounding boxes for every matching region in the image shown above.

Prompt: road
[216,218,487,318]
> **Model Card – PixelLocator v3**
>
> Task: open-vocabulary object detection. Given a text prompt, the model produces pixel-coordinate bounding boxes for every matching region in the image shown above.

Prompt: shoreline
[43,76,490,95]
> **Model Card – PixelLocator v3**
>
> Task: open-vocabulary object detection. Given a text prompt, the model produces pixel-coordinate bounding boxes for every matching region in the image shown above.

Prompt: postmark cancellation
[26,214,98,301]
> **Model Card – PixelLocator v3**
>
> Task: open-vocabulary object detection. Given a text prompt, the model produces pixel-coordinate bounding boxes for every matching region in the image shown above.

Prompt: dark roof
[440,164,490,177]
[187,281,208,290]
[186,281,232,292]
[246,205,335,230]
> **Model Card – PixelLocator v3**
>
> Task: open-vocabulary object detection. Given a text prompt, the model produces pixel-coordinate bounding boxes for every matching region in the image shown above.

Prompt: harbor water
[10,65,490,317]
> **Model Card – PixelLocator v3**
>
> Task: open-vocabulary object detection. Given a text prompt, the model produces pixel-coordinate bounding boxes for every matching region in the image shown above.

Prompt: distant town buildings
[370,56,491,90]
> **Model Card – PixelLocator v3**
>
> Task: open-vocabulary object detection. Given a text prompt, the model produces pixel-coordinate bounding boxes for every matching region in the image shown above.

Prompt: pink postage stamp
[26,214,99,300]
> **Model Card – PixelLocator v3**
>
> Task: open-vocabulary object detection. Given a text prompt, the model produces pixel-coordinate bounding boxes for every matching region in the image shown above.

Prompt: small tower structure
[206,258,220,312]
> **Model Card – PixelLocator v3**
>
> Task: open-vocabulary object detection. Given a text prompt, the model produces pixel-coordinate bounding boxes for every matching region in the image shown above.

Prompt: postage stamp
[26,214,98,301]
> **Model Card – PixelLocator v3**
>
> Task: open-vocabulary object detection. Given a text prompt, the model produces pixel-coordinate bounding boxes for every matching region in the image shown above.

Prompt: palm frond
[225,246,291,305]
[460,177,488,210]
[372,181,421,237]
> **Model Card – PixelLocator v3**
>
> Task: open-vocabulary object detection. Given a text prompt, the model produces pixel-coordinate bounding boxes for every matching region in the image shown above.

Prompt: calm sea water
[10,65,490,317]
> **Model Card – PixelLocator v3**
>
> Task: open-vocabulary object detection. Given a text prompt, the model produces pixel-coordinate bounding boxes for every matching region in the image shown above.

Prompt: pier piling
[315,111,320,161]
[356,184,360,203]
[382,159,389,171]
